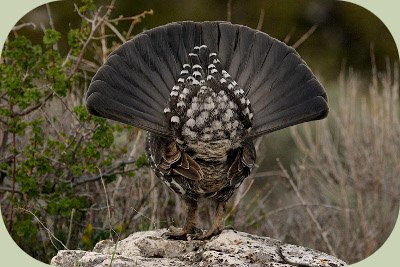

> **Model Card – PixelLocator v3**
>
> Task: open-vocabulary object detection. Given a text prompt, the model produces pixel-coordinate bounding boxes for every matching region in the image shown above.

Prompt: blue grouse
[86,21,329,240]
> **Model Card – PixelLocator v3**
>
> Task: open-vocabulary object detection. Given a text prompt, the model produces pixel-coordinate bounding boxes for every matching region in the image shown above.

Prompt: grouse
[86,21,328,240]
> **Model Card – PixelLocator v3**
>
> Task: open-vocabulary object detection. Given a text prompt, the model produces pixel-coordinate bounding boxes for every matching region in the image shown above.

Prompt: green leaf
[43,29,61,45]
[136,153,149,168]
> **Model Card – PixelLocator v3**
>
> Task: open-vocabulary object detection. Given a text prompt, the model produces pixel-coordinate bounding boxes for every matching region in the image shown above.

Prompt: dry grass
[228,63,400,263]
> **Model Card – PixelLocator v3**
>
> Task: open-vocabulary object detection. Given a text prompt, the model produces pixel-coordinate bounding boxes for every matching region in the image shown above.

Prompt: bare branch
[73,160,138,186]
[109,10,154,23]
[13,92,53,116]
[225,179,254,220]
[292,24,318,49]
[19,207,68,250]
[0,186,21,194]
[12,23,36,31]
[98,167,113,238]
[68,1,117,79]
[46,3,58,50]
[100,24,107,63]
[256,9,265,31]
[104,20,126,43]
[74,4,94,23]
[65,208,75,248]
[125,9,154,39]
[251,170,284,178]
[283,27,296,44]
[227,0,233,22]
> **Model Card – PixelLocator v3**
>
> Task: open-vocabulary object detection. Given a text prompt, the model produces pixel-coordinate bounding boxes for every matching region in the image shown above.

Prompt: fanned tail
[86,21,328,138]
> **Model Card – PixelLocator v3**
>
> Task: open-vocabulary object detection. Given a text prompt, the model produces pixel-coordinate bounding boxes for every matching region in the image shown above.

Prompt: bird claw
[163,226,202,240]
[189,227,223,240]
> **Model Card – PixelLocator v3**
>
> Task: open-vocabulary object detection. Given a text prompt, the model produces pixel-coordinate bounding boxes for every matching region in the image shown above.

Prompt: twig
[109,11,154,23]
[112,131,143,204]
[122,183,158,227]
[0,117,8,125]
[12,22,36,31]
[149,171,158,230]
[40,107,68,144]
[130,206,157,230]
[268,203,349,217]
[125,9,154,39]
[69,0,117,79]
[74,4,94,23]
[251,170,283,178]
[292,24,318,49]
[247,203,351,227]
[0,186,21,194]
[370,43,378,89]
[49,90,90,131]
[73,160,137,186]
[67,23,99,79]
[13,92,53,116]
[105,0,117,18]
[284,27,296,44]
[256,9,265,31]
[0,129,8,156]
[104,21,126,43]
[227,0,233,22]
[277,159,336,257]
[8,104,16,232]
[19,207,68,250]
[0,154,13,163]
[73,170,132,186]
[46,3,58,51]
[100,24,107,63]
[98,167,113,239]
[66,208,75,248]
[225,179,254,220]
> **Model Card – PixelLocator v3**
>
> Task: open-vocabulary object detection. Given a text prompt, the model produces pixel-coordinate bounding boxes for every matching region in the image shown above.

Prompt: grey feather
[217,22,237,69]
[228,25,256,82]
[86,88,169,135]
[250,96,328,136]
[200,21,220,53]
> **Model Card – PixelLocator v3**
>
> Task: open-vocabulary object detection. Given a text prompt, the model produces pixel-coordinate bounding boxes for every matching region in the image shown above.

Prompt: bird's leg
[192,201,226,240]
[165,198,200,239]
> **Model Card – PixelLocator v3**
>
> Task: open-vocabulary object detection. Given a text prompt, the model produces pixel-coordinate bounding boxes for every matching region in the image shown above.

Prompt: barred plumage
[86,21,328,239]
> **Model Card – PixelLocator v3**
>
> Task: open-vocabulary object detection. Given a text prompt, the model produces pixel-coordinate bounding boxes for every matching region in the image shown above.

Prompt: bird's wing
[148,136,203,181]
[86,21,328,137]
[227,141,256,186]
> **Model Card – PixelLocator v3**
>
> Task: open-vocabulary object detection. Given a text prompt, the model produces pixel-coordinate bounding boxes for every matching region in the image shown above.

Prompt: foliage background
[0,0,399,264]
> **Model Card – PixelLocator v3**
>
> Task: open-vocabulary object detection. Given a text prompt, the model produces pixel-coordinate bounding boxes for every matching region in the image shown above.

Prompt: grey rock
[50,229,346,267]
[280,244,347,267]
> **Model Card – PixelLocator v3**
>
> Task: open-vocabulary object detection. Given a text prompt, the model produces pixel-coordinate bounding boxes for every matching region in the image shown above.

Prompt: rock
[51,229,347,267]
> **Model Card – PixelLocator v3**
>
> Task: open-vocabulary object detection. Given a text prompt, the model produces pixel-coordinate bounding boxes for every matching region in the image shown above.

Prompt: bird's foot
[190,225,224,240]
[163,225,202,240]
[190,201,227,240]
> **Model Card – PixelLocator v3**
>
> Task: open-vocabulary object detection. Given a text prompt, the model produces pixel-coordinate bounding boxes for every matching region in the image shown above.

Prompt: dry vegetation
[228,63,400,263]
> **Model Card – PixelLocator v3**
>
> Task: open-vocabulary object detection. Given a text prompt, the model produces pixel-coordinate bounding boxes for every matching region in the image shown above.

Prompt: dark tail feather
[86,21,328,138]
[211,23,328,138]
[86,89,170,135]
[249,96,328,137]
